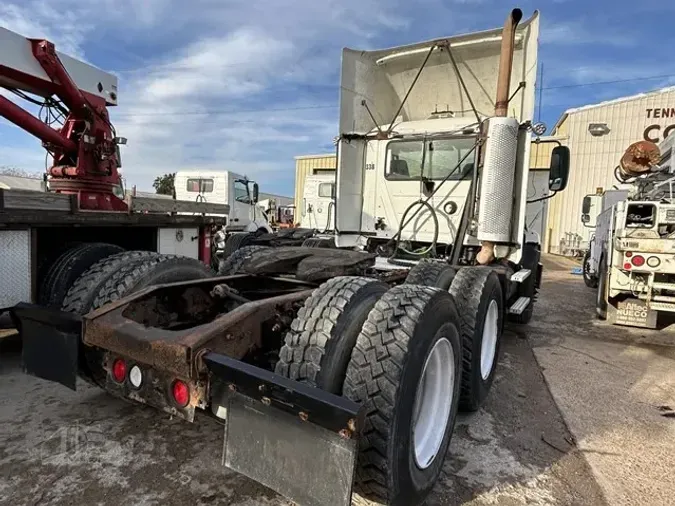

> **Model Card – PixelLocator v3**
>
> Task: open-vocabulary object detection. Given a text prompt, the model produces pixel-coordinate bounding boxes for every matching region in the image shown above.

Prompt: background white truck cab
[174,171,271,233]
[299,173,335,231]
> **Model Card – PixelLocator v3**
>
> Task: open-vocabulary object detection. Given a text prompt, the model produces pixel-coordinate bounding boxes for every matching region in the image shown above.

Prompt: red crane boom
[0,32,127,211]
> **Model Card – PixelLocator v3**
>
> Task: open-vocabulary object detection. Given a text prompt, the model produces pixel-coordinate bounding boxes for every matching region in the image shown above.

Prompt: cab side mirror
[580,194,597,227]
[581,195,592,215]
[252,182,259,203]
[549,146,570,192]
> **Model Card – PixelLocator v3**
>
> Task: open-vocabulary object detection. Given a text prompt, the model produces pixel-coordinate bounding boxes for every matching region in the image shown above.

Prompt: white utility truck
[298,173,336,232]
[582,137,675,328]
[11,9,570,506]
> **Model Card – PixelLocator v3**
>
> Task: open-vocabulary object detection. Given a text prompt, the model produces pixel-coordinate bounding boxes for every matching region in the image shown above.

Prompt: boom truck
[582,137,675,328]
[0,25,229,317]
[9,8,569,506]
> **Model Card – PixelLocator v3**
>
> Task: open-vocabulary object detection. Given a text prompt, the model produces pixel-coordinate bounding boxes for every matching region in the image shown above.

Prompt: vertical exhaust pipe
[476,8,522,266]
[495,8,523,117]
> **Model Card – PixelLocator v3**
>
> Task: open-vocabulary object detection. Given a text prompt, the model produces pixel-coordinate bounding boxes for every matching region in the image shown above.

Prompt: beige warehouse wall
[546,87,675,255]
[294,154,336,219]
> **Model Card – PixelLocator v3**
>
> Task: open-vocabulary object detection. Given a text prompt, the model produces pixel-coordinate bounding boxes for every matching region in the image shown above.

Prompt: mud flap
[204,352,362,506]
[222,394,358,506]
[10,303,81,390]
[608,298,658,329]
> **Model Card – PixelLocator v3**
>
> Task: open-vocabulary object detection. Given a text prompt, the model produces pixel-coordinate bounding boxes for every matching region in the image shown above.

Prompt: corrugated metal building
[546,86,675,254]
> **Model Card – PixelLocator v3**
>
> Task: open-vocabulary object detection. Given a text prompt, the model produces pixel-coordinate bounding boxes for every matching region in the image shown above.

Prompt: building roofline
[294,153,336,160]
[552,85,675,133]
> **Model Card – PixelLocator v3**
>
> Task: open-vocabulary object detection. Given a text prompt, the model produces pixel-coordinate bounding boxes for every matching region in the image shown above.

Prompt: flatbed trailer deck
[0,188,229,311]
[0,188,229,225]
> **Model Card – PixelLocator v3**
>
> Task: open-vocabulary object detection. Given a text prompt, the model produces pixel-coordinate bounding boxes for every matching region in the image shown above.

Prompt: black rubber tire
[218,245,268,275]
[449,267,503,412]
[275,276,387,394]
[39,243,125,308]
[223,232,255,258]
[508,243,541,325]
[301,237,334,248]
[93,255,214,307]
[596,253,608,320]
[62,251,159,314]
[404,259,456,290]
[37,241,82,293]
[344,284,462,506]
[583,250,599,288]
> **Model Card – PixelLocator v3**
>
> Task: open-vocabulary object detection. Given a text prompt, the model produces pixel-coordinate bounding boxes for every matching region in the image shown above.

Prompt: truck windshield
[234,179,250,203]
[386,137,476,181]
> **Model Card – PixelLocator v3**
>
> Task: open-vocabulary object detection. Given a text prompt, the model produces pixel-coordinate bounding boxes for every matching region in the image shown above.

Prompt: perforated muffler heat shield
[477,117,520,243]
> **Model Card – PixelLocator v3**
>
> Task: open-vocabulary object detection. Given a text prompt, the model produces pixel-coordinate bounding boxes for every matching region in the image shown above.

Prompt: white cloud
[98,0,412,191]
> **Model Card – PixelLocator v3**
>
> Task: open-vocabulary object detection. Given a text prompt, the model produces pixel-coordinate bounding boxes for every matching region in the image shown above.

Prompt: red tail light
[624,262,632,270]
[172,380,190,407]
[112,358,126,383]
[631,255,645,267]
[625,251,633,258]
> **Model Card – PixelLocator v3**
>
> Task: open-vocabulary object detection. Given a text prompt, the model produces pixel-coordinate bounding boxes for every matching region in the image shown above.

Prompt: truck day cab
[174,170,272,234]
[9,8,569,506]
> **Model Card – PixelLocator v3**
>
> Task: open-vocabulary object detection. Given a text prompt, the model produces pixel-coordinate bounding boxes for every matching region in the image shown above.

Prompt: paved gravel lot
[4,254,669,505]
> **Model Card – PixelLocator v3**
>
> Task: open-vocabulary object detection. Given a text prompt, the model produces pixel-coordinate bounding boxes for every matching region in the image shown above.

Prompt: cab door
[231,178,252,229]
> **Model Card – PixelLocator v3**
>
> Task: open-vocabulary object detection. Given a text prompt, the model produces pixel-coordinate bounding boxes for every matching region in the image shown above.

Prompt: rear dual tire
[277,279,462,506]
[404,259,455,290]
[450,267,503,412]
[40,243,125,307]
[406,261,503,413]
[345,285,462,506]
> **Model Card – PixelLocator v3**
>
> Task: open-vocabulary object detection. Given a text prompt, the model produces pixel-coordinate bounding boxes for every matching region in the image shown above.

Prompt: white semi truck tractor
[583,136,675,328]
[11,9,570,506]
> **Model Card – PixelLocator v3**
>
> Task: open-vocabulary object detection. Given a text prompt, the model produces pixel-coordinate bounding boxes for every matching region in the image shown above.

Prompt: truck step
[639,294,675,303]
[647,302,675,313]
[508,296,531,315]
[511,269,531,283]
[651,282,675,292]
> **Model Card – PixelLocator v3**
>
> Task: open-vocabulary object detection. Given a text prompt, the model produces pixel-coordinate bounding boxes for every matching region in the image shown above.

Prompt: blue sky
[1,0,674,197]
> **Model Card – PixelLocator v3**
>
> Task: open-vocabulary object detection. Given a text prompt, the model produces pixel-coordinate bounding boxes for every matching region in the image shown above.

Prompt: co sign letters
[643,108,675,142]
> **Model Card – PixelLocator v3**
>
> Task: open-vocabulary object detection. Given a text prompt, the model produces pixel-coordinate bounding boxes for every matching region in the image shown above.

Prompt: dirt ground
[0,255,672,505]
